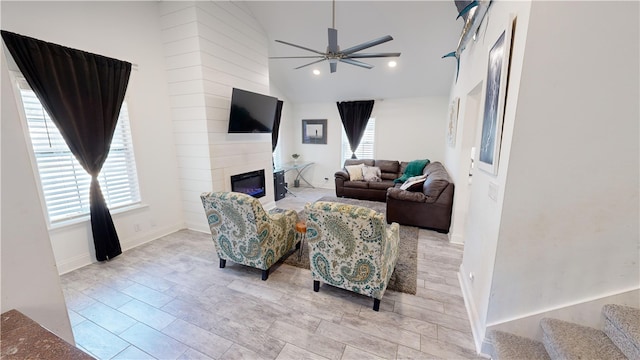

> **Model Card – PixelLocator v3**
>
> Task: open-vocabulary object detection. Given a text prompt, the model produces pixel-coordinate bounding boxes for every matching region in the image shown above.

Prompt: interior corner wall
[161,1,274,232]
[286,97,448,189]
[1,51,74,344]
[445,0,533,350]
[1,1,184,274]
[486,0,639,331]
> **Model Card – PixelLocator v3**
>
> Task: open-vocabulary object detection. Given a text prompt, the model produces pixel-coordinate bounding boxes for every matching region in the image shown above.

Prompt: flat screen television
[228,88,278,133]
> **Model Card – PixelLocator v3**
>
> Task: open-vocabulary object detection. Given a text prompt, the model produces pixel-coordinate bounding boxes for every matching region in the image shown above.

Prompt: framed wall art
[302,119,327,144]
[447,97,460,147]
[478,17,515,175]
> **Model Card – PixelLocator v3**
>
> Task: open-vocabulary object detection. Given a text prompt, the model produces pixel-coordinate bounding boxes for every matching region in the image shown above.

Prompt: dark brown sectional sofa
[386,162,454,233]
[334,159,454,233]
[334,159,402,202]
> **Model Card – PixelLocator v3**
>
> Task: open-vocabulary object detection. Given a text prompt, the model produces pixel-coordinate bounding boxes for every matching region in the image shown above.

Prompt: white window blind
[342,118,376,164]
[17,78,141,223]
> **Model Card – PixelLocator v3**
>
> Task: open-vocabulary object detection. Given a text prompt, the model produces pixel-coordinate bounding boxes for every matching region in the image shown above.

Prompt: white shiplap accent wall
[161,1,275,232]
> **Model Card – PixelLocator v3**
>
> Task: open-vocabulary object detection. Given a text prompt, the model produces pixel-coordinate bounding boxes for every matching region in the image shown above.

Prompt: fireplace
[230,169,266,199]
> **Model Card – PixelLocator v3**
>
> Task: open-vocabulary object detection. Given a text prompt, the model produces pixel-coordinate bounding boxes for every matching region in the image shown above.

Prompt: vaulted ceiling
[245,1,463,103]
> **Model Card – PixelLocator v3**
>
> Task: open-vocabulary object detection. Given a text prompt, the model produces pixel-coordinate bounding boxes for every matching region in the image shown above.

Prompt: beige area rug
[283,196,418,295]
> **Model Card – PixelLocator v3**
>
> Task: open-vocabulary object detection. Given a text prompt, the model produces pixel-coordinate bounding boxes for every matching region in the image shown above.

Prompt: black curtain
[2,30,131,261]
[271,100,283,152]
[336,100,375,159]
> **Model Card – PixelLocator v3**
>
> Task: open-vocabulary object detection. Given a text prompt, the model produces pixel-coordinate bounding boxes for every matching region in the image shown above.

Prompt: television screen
[228,88,278,133]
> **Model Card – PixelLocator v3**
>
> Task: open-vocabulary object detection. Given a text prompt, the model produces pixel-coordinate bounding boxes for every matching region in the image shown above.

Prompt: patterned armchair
[200,192,299,280]
[304,201,400,311]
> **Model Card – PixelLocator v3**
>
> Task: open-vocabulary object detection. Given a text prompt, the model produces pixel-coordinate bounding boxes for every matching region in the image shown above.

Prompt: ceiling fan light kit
[269,1,401,73]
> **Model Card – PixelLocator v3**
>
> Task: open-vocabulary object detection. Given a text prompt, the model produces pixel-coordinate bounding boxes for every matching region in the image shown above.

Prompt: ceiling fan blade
[330,62,337,73]
[294,58,327,70]
[269,56,325,59]
[339,58,373,69]
[341,35,394,55]
[275,40,326,56]
[346,52,401,59]
[328,28,338,53]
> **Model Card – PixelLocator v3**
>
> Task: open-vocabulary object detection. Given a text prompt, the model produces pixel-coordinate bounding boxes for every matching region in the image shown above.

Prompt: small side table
[295,221,307,261]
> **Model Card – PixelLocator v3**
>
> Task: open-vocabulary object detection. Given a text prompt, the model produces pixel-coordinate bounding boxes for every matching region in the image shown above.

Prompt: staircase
[487,304,640,359]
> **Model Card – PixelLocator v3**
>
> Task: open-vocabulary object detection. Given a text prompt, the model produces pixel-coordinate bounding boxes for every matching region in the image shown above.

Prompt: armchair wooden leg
[373,298,381,312]
[313,280,320,292]
[295,240,301,250]
[219,259,226,268]
[261,269,269,281]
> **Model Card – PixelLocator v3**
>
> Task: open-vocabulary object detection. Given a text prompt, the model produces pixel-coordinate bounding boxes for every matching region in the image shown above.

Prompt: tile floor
[61,187,481,360]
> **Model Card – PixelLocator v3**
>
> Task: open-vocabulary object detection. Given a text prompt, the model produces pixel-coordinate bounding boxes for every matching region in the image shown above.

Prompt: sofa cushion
[343,180,369,189]
[374,160,400,174]
[369,180,395,190]
[381,172,398,180]
[362,166,382,182]
[345,164,365,181]
[344,159,375,167]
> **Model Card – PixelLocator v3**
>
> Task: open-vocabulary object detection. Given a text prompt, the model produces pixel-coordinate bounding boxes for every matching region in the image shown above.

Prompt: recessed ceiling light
[388,61,397,68]
[313,69,321,75]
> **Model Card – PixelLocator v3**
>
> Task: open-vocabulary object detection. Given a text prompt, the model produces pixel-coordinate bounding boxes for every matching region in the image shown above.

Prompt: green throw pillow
[394,159,430,183]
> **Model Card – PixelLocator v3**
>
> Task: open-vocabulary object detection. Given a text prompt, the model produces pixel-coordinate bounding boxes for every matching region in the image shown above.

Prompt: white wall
[286,96,448,189]
[160,1,275,232]
[1,51,74,344]
[443,0,533,349]
[1,1,184,273]
[445,0,640,351]
[486,0,639,330]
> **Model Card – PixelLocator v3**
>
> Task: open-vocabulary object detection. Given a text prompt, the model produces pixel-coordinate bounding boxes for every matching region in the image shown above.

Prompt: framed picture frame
[447,97,460,147]
[302,119,327,144]
[478,17,515,175]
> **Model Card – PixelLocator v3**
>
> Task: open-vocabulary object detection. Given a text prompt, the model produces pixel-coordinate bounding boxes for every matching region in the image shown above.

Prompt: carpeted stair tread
[541,318,626,360]
[602,304,640,359]
[487,330,550,360]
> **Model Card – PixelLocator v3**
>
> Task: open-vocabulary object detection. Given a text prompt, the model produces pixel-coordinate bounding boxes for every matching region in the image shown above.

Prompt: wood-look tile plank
[315,320,398,359]
[219,343,271,360]
[339,313,421,350]
[437,325,476,352]
[341,345,386,360]
[268,320,345,360]
[118,299,176,330]
[120,322,188,360]
[394,303,472,333]
[161,319,233,359]
[276,343,331,360]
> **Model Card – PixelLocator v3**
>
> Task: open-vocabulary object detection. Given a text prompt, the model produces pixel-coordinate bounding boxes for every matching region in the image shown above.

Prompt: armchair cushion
[305,201,400,302]
[200,192,298,273]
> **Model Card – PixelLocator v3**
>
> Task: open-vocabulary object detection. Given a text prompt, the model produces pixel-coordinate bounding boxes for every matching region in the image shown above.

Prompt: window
[341,118,376,164]
[16,77,141,223]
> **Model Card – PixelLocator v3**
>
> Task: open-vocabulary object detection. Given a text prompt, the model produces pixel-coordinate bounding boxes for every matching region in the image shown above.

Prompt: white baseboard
[449,232,464,244]
[56,222,184,275]
[485,287,640,341]
[459,263,485,354]
[57,253,93,275]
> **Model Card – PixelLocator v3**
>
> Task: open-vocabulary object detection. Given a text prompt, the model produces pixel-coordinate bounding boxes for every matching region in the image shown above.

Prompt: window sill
[48,203,149,231]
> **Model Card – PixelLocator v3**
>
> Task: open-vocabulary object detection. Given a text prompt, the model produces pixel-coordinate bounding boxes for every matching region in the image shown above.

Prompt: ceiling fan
[269,0,401,73]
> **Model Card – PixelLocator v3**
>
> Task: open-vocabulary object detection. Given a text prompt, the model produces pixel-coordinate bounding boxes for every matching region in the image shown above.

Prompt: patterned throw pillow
[345,163,365,181]
[362,166,382,182]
